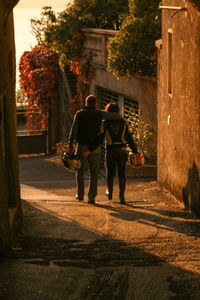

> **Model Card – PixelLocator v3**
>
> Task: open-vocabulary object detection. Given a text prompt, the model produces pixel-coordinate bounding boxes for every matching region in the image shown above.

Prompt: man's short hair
[85,95,96,107]
[105,102,119,113]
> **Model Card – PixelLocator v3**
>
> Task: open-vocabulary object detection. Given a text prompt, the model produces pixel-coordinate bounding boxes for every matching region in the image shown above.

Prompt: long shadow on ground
[1,201,200,300]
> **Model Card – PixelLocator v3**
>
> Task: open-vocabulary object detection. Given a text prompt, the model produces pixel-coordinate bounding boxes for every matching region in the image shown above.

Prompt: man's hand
[68,147,75,154]
[83,150,91,158]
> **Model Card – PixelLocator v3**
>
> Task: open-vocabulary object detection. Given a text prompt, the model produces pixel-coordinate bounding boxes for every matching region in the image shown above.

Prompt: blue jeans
[76,145,100,200]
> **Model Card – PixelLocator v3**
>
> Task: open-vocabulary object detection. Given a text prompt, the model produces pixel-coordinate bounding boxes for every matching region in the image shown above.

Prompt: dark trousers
[106,149,128,200]
[76,145,100,200]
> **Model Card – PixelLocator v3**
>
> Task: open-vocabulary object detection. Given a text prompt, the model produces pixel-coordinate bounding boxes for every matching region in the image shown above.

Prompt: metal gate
[99,88,139,116]
[124,96,139,119]
[100,88,119,109]
[16,109,48,155]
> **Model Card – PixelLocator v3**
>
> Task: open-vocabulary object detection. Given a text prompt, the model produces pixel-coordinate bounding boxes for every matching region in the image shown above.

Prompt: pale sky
[14,0,71,89]
[16,0,71,9]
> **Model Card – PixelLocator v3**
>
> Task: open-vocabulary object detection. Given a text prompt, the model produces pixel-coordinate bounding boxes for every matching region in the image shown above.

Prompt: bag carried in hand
[128,152,145,167]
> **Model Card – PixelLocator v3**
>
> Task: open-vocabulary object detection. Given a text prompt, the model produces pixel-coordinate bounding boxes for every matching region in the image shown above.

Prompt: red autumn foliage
[19,46,59,131]
[68,50,96,118]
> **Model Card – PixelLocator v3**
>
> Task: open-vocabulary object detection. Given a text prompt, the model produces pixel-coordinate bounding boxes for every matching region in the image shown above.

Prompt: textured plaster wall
[91,69,157,130]
[90,68,157,159]
[157,0,200,214]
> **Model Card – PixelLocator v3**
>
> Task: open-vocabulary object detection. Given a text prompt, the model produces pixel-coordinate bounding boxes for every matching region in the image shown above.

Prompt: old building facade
[0,0,23,253]
[82,28,157,162]
[157,0,200,214]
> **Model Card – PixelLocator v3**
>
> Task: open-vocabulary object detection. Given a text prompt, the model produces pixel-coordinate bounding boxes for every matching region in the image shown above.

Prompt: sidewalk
[1,155,200,299]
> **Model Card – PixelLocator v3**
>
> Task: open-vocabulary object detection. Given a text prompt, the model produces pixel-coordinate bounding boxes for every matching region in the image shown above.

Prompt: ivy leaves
[19,47,59,131]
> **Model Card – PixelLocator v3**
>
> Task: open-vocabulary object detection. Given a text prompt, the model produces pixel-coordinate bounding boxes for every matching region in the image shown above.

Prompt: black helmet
[61,152,81,172]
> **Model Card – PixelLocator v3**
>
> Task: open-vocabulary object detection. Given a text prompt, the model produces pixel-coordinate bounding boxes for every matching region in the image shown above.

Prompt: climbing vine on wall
[19,46,59,131]
[30,0,129,118]
[68,49,96,118]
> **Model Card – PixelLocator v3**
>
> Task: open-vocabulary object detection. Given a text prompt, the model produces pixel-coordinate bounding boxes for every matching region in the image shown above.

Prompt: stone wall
[157,0,200,214]
[0,0,22,253]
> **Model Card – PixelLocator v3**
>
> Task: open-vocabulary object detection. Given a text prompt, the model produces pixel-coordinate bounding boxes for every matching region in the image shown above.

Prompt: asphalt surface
[1,155,200,300]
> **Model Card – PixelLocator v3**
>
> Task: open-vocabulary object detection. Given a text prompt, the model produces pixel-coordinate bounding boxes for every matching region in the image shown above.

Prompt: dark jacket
[89,118,137,153]
[68,106,103,147]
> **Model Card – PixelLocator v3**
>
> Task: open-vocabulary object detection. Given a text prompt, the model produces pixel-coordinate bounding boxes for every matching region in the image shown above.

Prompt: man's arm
[88,121,105,151]
[68,112,79,149]
[101,110,123,120]
[83,122,105,157]
[88,133,105,152]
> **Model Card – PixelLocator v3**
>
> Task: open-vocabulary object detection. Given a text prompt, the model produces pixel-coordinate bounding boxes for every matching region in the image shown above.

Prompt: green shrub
[107,0,161,78]
[126,108,154,163]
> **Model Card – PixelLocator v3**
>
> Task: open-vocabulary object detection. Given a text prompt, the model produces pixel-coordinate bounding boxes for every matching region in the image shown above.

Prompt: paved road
[1,155,200,299]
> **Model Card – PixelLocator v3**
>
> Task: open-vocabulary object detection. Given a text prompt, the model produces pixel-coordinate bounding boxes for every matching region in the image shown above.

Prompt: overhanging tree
[107,0,161,78]
[31,1,129,65]
[30,1,129,116]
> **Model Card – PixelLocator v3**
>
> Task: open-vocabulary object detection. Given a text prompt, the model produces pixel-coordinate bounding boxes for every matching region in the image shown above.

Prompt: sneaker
[76,194,83,201]
[105,189,112,200]
[88,199,95,204]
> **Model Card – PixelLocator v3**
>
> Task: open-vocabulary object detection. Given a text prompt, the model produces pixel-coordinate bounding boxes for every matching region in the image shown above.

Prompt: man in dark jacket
[68,95,122,204]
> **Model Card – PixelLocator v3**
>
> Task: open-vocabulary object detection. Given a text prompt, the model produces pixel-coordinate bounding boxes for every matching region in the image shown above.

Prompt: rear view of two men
[68,94,138,204]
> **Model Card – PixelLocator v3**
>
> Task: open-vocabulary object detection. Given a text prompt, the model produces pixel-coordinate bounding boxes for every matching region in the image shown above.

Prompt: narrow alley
[0,155,200,299]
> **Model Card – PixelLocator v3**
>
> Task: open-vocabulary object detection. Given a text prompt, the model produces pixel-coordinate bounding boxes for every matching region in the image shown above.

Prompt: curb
[126,163,157,178]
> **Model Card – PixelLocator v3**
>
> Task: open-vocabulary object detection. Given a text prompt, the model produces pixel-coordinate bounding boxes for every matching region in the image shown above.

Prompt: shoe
[120,195,126,204]
[120,200,126,205]
[105,189,112,200]
[76,194,83,201]
[119,179,126,204]
[88,199,95,204]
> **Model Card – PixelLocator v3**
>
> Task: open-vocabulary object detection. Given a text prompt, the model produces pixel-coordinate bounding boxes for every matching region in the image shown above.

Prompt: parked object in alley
[128,152,145,167]
[61,152,81,172]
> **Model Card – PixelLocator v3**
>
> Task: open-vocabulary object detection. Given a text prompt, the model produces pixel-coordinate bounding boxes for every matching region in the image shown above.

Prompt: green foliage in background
[30,1,129,116]
[31,0,129,67]
[126,108,153,162]
[107,0,161,78]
